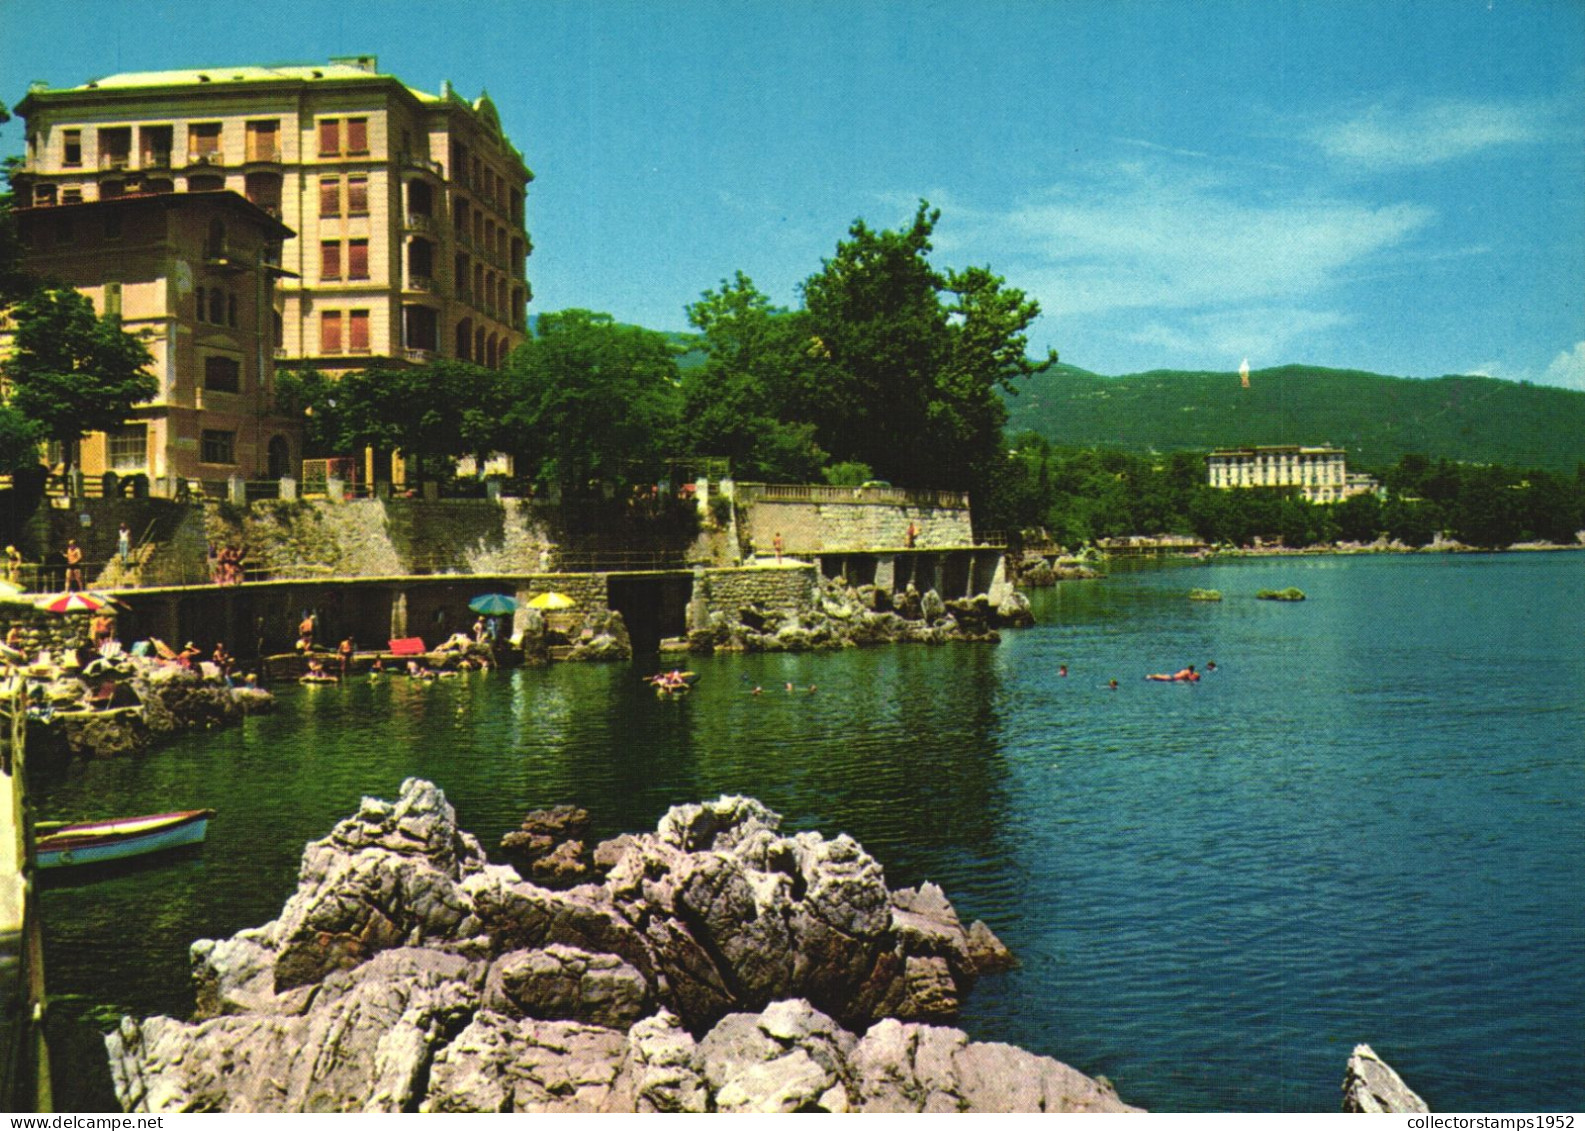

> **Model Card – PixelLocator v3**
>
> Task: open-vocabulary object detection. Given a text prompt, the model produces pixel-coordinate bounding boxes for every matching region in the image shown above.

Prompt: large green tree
[798,202,1053,498]
[499,310,681,494]
[681,272,826,481]
[2,287,156,472]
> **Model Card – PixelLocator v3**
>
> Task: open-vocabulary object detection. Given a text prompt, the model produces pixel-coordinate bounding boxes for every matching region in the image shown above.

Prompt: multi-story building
[14,55,532,375]
[1205,445,1366,504]
[2,191,298,484]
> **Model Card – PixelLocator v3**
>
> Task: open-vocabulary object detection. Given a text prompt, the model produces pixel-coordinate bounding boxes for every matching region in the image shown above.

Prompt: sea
[32,551,1585,1112]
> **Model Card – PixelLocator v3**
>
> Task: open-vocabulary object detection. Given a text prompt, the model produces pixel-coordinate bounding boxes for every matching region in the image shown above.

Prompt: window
[348,309,370,353]
[318,119,341,158]
[347,239,369,280]
[33,185,56,207]
[104,282,122,318]
[346,117,368,155]
[63,129,82,166]
[346,175,368,216]
[320,310,343,353]
[108,425,148,472]
[204,355,241,393]
[208,288,225,324]
[205,218,227,259]
[227,294,238,328]
[189,122,222,163]
[140,125,173,167]
[408,238,434,279]
[244,171,282,216]
[99,127,132,169]
[201,430,236,465]
[273,310,283,348]
[61,188,83,205]
[321,241,342,280]
[196,285,206,321]
[319,177,340,218]
[319,117,368,157]
[245,120,279,162]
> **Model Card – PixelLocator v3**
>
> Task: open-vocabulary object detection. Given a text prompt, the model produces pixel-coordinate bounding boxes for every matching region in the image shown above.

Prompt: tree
[498,310,681,494]
[681,273,826,481]
[798,202,1053,498]
[2,287,156,472]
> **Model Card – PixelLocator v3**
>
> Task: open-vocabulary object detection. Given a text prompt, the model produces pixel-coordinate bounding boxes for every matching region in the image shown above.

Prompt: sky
[2,0,1582,387]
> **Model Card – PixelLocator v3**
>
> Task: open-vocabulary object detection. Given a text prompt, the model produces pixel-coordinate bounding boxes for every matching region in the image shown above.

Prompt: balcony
[407,275,440,294]
[140,150,173,170]
[405,347,436,364]
[404,213,436,235]
[401,153,444,177]
[188,152,225,168]
[244,148,282,164]
[100,153,131,171]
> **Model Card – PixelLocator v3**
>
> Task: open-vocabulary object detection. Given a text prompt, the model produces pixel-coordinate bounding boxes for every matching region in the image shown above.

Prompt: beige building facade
[1206,445,1365,504]
[3,192,299,484]
[14,55,532,375]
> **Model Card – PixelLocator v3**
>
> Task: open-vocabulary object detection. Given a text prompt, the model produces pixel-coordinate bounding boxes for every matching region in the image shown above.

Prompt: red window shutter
[321,241,341,280]
[349,310,370,352]
[347,239,369,280]
[346,118,368,155]
[320,311,342,353]
[318,119,340,157]
[319,178,339,218]
[346,176,368,215]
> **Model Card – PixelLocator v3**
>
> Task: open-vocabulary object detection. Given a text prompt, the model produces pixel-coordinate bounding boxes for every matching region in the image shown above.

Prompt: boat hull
[36,809,215,869]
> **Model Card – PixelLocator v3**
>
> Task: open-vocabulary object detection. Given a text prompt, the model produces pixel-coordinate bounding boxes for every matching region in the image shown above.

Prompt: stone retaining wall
[741,500,975,556]
[693,566,817,619]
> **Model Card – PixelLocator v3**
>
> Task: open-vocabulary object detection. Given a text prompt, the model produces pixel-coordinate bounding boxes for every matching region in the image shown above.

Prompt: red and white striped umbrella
[44,591,110,614]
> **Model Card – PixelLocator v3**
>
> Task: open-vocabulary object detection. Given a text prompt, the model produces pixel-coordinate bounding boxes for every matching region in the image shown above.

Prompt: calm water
[34,553,1585,1112]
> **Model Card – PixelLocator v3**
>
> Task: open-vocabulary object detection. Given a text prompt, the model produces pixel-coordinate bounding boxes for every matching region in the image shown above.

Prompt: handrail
[734,482,971,509]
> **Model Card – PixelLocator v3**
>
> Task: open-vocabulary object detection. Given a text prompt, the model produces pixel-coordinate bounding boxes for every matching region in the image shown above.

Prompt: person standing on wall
[117,522,132,565]
[64,539,84,592]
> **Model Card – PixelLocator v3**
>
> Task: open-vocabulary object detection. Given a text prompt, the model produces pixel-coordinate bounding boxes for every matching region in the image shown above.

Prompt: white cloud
[978,164,1432,319]
[1126,308,1350,365]
[1541,342,1585,390]
[1312,98,1549,169]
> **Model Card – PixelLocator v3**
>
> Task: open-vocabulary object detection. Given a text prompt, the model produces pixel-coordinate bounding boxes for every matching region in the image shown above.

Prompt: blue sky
[3,0,1582,387]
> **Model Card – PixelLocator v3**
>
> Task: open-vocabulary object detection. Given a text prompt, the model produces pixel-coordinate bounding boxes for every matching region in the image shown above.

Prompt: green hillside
[1004,364,1585,473]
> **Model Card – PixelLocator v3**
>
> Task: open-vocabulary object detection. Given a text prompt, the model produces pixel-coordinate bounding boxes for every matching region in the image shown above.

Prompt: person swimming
[1146,665,1198,682]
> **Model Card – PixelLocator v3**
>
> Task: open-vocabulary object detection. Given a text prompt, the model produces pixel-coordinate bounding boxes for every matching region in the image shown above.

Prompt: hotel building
[13,55,532,374]
[3,191,297,483]
[1205,445,1365,504]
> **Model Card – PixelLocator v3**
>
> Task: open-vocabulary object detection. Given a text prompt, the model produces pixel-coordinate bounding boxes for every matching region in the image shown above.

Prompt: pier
[0,675,49,1111]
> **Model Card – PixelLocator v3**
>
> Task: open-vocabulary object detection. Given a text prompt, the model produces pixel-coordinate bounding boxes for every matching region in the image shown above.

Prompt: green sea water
[33,552,1585,1112]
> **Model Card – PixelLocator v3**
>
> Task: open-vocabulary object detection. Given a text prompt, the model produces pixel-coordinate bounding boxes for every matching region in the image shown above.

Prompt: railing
[734,482,971,510]
[404,213,436,234]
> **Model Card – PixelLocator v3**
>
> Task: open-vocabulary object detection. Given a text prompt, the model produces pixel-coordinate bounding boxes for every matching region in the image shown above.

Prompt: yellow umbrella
[526,591,576,611]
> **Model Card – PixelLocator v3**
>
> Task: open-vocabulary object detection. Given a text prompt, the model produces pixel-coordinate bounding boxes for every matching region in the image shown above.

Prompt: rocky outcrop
[563,608,632,662]
[1341,1044,1429,1113]
[108,781,1131,1114]
[685,576,1027,655]
[499,805,593,888]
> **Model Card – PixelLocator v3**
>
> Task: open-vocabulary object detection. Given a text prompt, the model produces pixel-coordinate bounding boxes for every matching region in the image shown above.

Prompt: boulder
[1341,1043,1429,1113]
[109,785,1139,1115]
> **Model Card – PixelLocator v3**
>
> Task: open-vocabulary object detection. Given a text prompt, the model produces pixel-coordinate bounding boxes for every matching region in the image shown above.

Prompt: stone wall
[741,500,975,556]
[692,566,817,621]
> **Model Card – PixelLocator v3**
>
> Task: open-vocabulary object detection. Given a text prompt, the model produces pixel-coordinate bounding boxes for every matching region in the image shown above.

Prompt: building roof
[15,191,295,242]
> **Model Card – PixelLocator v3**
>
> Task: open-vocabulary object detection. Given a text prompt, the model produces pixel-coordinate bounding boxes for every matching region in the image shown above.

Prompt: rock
[1341,1044,1429,1113]
[848,1018,1141,1113]
[698,1001,856,1113]
[993,590,1035,628]
[110,786,1142,1115]
[483,945,650,1028]
[422,1013,628,1113]
[190,778,489,1011]
[109,948,480,1113]
[498,805,591,878]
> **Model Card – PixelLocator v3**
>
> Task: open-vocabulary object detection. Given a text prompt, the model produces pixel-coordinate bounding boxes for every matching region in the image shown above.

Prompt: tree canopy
[2,287,156,469]
[498,310,682,494]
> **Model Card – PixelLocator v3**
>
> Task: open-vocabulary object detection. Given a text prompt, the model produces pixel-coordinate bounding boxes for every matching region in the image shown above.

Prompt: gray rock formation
[108,781,1132,1114]
[1341,1043,1429,1113]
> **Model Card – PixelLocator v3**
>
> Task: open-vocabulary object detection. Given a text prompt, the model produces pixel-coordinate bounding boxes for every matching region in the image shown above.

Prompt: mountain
[1003,364,1585,473]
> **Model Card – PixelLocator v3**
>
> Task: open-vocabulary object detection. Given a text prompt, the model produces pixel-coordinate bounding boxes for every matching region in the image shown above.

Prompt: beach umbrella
[0,580,31,607]
[468,593,517,616]
[525,591,576,611]
[83,590,133,611]
[44,591,110,614]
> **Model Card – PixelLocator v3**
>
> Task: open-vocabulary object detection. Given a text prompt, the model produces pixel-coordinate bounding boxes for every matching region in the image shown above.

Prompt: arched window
[455,317,473,361]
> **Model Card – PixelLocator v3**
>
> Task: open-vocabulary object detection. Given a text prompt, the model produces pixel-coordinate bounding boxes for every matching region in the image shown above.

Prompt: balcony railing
[404,213,436,234]
[405,347,436,364]
[188,152,225,167]
[407,274,440,294]
[244,147,282,163]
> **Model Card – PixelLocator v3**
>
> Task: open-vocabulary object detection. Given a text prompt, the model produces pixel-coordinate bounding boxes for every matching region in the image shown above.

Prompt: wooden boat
[35,808,215,870]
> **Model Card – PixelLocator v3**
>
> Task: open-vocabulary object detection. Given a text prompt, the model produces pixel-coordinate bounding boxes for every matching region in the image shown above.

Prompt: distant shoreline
[1189,541,1585,560]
